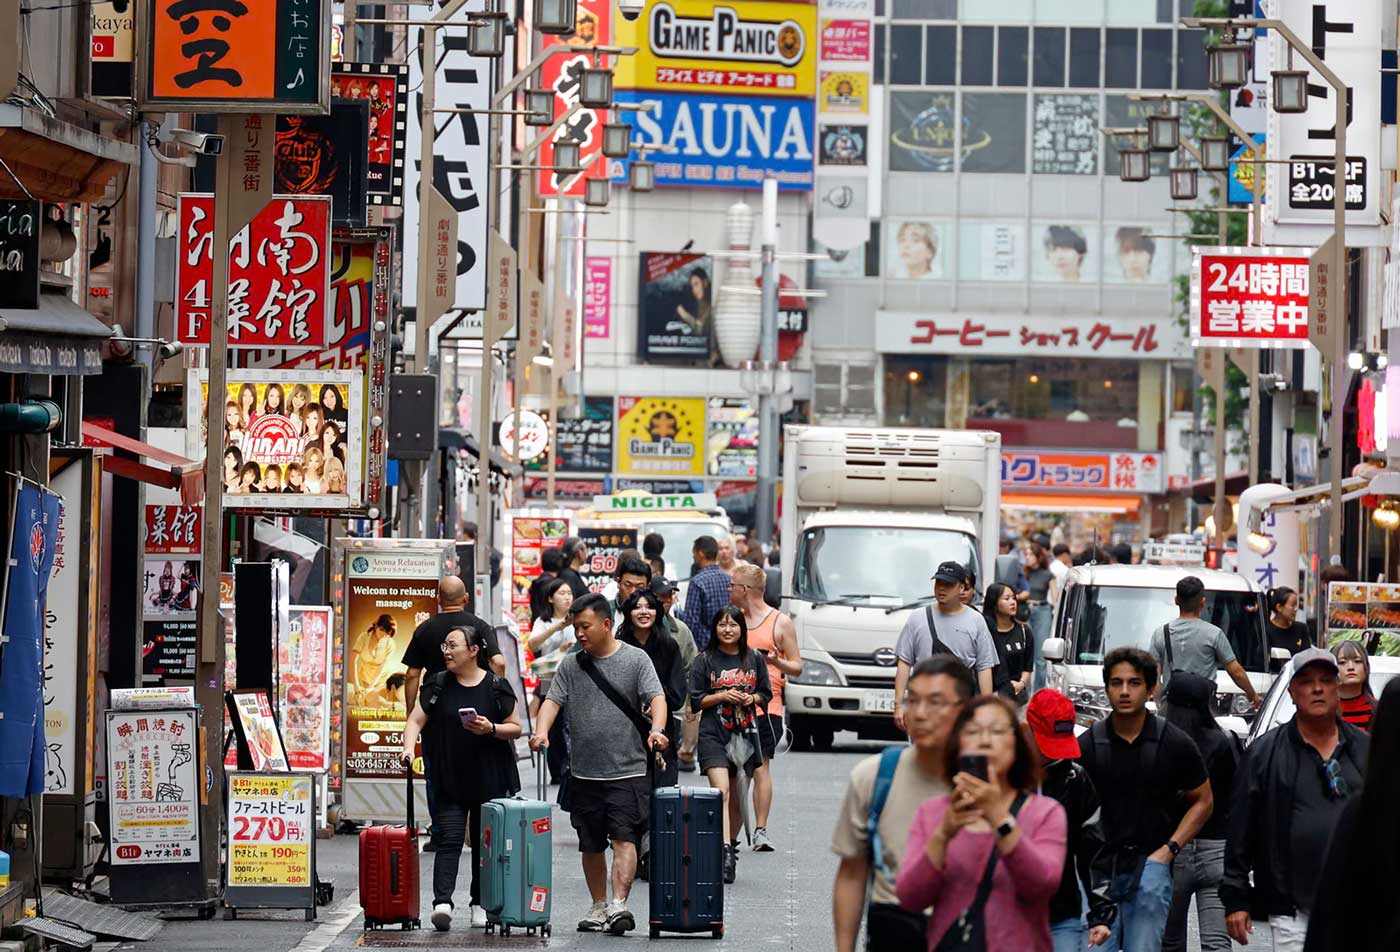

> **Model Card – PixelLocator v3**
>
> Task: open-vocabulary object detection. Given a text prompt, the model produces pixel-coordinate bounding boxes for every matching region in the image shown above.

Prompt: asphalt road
[108,736,1264,952]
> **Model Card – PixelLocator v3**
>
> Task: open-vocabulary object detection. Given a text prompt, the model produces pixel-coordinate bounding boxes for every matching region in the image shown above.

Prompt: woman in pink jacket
[897,694,1067,951]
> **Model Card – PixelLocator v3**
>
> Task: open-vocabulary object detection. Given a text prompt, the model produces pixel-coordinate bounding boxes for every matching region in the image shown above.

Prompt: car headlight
[791,659,842,686]
[1071,686,1108,709]
[1229,693,1255,716]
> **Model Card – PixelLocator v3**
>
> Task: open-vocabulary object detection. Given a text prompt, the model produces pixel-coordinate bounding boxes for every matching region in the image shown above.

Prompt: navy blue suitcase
[648,786,724,939]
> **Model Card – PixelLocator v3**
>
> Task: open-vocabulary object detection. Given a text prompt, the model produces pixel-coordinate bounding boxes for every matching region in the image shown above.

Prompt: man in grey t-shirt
[1149,576,1260,706]
[893,562,997,728]
[531,593,667,936]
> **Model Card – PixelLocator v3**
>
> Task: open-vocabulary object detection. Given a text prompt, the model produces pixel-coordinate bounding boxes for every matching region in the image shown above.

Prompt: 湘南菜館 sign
[1190,246,1314,350]
[610,91,814,190]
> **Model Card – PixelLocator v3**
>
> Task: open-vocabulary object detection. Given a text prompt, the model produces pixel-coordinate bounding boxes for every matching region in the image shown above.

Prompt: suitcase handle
[535,749,546,802]
[406,760,416,834]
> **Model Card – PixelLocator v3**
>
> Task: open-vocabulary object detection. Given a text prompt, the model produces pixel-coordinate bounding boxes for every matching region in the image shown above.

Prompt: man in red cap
[1027,689,1116,952]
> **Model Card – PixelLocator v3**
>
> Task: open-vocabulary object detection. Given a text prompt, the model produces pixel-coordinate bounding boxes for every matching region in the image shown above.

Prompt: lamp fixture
[553,140,581,173]
[1207,42,1251,90]
[533,0,575,35]
[1169,164,1199,201]
[578,67,614,109]
[1272,69,1310,113]
[1119,148,1151,182]
[1374,502,1400,531]
[1147,112,1180,152]
[524,88,554,126]
[629,158,655,192]
[467,16,505,57]
[584,177,610,207]
[1200,135,1231,172]
[601,122,632,158]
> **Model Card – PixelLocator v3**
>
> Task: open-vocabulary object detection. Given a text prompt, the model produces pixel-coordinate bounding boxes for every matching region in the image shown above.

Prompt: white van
[1041,563,1275,725]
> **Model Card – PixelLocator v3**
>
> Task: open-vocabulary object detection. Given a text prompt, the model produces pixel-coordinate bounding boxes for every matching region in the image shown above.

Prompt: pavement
[104,736,1266,952]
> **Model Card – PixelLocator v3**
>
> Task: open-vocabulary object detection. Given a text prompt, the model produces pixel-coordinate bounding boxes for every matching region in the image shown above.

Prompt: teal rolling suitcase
[480,757,553,937]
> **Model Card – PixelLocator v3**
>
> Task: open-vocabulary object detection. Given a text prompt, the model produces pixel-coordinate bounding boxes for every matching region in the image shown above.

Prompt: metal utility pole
[755,175,780,546]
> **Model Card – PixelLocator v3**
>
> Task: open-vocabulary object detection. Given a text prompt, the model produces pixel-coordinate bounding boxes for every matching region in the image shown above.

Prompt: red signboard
[1191,248,1312,349]
[176,193,332,349]
[144,506,202,555]
[537,0,611,198]
[1001,450,1164,493]
[820,19,871,61]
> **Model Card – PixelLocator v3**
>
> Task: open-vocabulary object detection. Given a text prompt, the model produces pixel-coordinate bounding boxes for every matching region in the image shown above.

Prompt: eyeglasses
[961,724,1017,740]
[903,694,956,712]
[441,641,466,653]
[1320,757,1349,800]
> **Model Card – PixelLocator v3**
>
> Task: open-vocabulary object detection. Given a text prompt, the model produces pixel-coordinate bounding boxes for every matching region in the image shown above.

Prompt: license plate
[862,690,895,713]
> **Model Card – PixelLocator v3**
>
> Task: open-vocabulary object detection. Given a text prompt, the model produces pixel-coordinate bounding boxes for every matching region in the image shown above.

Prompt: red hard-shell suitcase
[360,768,420,930]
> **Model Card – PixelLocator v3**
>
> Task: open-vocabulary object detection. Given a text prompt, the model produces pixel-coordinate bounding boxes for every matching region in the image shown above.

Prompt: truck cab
[780,426,1000,751]
[1041,562,1274,726]
[573,490,732,594]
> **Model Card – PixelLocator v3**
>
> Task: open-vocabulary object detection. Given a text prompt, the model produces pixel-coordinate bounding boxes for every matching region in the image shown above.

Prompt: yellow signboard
[819,70,867,114]
[614,0,817,99]
[226,774,314,889]
[615,396,707,478]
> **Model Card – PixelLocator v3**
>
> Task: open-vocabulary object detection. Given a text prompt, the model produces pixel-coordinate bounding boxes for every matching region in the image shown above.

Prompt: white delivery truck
[779,426,1002,751]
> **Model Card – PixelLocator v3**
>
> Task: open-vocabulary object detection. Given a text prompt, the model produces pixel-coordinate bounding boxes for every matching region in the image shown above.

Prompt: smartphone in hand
[958,753,990,783]
[458,707,477,728]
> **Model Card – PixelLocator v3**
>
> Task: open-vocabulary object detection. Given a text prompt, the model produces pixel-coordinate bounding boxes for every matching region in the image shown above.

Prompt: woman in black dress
[981,581,1032,704]
[401,625,522,932]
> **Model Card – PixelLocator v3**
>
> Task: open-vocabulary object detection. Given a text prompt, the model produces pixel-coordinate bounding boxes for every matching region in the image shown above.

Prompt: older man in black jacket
[1028,689,1115,949]
[1222,649,1369,952]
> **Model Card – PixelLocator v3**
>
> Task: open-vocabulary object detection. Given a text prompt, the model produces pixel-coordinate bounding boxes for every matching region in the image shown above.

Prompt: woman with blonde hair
[289,384,312,436]
[303,445,326,493]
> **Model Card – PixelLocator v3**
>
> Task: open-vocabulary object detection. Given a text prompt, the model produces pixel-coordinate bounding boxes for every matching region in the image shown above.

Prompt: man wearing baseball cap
[893,561,998,728]
[1222,648,1370,952]
[1028,690,1116,951]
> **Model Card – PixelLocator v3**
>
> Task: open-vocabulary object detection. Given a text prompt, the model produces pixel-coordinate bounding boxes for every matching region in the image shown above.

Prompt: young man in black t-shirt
[1076,647,1213,952]
[401,576,503,848]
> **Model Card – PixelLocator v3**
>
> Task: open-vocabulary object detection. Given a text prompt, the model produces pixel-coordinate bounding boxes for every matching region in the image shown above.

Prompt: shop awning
[1001,492,1141,514]
[81,421,205,504]
[0,104,137,203]
[0,290,113,374]
[439,427,524,479]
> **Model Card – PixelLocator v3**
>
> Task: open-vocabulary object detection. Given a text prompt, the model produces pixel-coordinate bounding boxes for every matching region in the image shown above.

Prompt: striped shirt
[1341,694,1374,731]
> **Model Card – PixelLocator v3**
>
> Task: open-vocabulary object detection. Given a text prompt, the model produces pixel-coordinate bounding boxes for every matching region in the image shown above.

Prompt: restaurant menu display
[507,512,570,632]
[279,606,334,771]
[228,692,291,772]
[226,773,314,888]
[106,708,200,866]
[1326,582,1400,653]
[578,527,639,594]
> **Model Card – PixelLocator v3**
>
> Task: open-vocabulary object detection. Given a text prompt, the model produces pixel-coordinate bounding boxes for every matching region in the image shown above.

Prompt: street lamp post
[1183,15,1351,565]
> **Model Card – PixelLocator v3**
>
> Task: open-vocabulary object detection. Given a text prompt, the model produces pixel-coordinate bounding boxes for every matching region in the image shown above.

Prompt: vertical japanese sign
[519,269,547,365]
[583,256,611,339]
[44,460,90,796]
[1190,247,1314,349]
[226,773,314,889]
[226,115,275,246]
[577,527,638,594]
[175,194,332,349]
[141,506,201,686]
[401,15,490,314]
[486,230,517,341]
[424,187,459,327]
[813,0,871,249]
[342,546,442,781]
[1265,0,1384,246]
[538,0,611,198]
[507,514,572,631]
[279,606,333,772]
[106,708,200,865]
[139,0,329,112]
[331,62,409,206]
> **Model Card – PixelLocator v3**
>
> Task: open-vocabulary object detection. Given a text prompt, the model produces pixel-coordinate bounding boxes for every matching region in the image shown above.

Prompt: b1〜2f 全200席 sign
[1190,247,1313,350]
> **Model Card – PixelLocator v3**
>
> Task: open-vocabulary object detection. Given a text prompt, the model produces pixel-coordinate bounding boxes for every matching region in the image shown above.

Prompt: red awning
[1001,492,1142,514]
[81,421,205,505]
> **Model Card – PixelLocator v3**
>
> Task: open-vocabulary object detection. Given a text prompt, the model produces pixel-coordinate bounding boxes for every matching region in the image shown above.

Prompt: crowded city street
[2,0,1399,950]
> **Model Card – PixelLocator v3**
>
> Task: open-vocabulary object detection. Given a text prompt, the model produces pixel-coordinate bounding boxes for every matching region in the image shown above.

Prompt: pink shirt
[896,792,1066,952]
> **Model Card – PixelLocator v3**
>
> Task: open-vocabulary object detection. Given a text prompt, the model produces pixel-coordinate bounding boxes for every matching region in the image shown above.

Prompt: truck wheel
[810,727,835,752]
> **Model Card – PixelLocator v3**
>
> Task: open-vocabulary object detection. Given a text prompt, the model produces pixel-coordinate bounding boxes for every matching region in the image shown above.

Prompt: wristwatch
[1166,839,1182,857]
[995,815,1018,838]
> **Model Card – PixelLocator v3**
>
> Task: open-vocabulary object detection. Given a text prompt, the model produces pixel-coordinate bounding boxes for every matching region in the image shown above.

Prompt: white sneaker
[431,903,452,932]
[469,905,488,928]
[752,827,775,852]
[577,900,608,932]
[605,899,636,935]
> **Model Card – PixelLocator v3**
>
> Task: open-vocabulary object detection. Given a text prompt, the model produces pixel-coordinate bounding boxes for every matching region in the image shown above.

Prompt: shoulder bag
[932,793,1028,952]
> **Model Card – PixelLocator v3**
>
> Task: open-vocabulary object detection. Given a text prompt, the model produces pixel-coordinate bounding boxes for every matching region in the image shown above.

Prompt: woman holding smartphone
[402,626,522,933]
[897,695,1067,951]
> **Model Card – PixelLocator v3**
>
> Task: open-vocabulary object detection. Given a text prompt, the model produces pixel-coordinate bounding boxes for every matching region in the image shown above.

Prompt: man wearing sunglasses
[1222,648,1370,952]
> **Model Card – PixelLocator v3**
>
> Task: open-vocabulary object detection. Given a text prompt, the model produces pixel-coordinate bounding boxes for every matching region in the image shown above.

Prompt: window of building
[967,358,1139,424]
[961,26,995,86]
[1033,27,1066,87]
[890,25,923,85]
[962,93,1027,173]
[925,26,957,86]
[1141,29,1173,88]
[1105,29,1138,88]
[816,362,880,425]
[874,23,887,85]
[895,0,954,18]
[1176,28,1208,89]
[998,26,1029,86]
[1068,29,1101,87]
[882,357,949,428]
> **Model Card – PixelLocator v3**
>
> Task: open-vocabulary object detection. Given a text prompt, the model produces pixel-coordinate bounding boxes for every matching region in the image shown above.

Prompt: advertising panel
[523,398,615,473]
[175,193,333,348]
[886,220,950,281]
[144,505,201,555]
[615,0,816,98]
[0,200,41,310]
[342,546,443,781]
[1190,247,1313,349]
[616,396,707,478]
[956,222,1026,283]
[1031,94,1099,175]
[275,104,369,228]
[106,708,199,865]
[45,457,98,796]
[91,0,135,97]
[228,692,291,771]
[331,63,409,206]
[187,369,365,510]
[1030,222,1099,284]
[612,91,815,190]
[1001,451,1165,494]
[578,528,639,594]
[1102,225,1173,285]
[1265,0,1384,246]
[876,311,1190,360]
[507,514,572,631]
[584,257,612,339]
[819,70,867,113]
[706,397,758,477]
[637,252,715,361]
[819,18,870,62]
[401,16,490,312]
[139,0,328,112]
[537,0,612,199]
[226,773,314,888]
[141,552,199,684]
[280,606,334,772]
[819,124,867,166]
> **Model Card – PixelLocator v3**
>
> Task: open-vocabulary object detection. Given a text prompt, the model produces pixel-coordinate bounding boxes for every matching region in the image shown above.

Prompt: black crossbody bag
[932,793,1028,952]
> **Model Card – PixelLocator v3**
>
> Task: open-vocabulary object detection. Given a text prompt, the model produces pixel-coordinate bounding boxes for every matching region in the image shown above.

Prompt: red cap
[1026,689,1081,760]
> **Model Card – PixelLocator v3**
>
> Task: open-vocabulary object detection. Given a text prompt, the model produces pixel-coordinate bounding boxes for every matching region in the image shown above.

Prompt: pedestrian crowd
[836,558,1389,952]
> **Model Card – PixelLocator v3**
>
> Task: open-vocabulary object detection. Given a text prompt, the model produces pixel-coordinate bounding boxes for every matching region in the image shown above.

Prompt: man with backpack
[1077,648,1213,952]
[1149,576,1259,711]
[830,656,977,952]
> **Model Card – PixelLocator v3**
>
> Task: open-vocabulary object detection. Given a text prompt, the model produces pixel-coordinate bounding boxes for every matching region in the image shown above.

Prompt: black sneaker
[722,844,736,884]
[421,837,438,853]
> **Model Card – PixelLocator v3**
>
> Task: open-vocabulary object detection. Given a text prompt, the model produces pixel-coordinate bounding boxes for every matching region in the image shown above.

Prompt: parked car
[1241,651,1400,745]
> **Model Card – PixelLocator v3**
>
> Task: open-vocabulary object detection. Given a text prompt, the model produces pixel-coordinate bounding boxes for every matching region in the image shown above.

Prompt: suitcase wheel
[543,923,552,938]
[711,925,724,939]
[501,924,512,937]
[364,916,377,931]
[485,922,495,935]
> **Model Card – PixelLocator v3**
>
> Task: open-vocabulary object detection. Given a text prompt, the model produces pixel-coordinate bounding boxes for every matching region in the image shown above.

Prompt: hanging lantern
[1272,70,1310,113]
[601,123,632,158]
[553,140,581,173]
[584,178,610,207]
[533,0,575,35]
[1200,135,1231,172]
[1119,148,1151,182]
[1147,113,1180,152]
[467,17,505,57]
[1208,43,1251,90]
[629,159,655,192]
[1169,165,1199,201]
[525,88,554,126]
[578,67,614,109]
[714,200,762,369]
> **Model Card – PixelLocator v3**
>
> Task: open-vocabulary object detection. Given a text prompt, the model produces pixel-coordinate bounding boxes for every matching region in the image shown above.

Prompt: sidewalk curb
[288,890,362,952]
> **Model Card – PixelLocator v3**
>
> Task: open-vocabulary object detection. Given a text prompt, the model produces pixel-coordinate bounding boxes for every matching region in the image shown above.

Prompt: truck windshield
[647,520,729,581]
[1072,585,1268,672]
[795,526,978,605]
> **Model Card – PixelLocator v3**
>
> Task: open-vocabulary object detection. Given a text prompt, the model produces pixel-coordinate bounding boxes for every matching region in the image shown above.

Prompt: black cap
[932,561,969,585]
[650,576,679,595]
